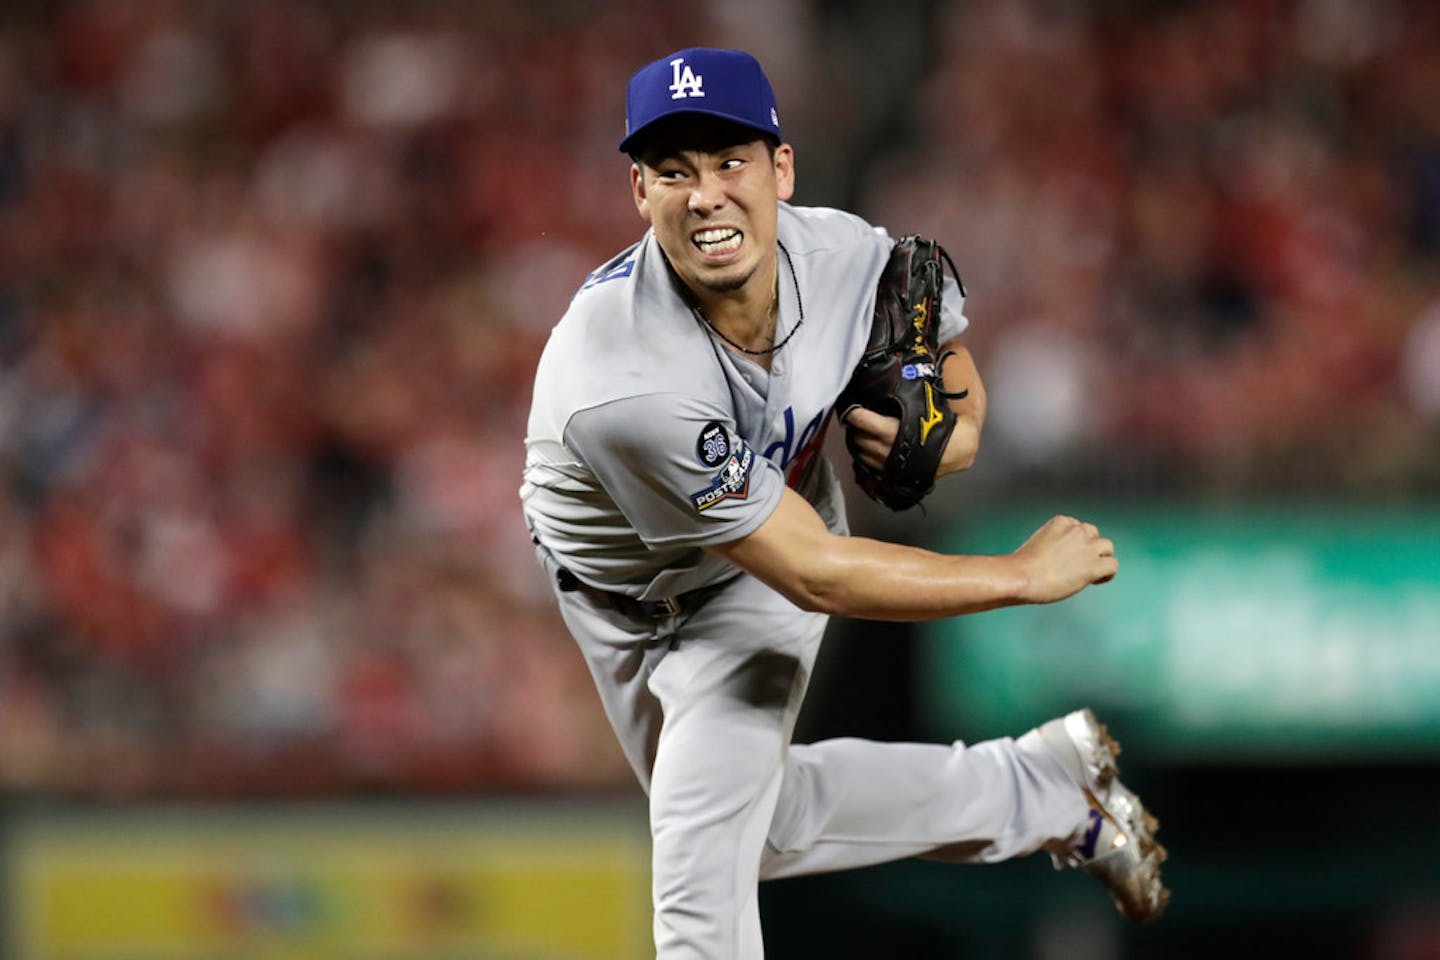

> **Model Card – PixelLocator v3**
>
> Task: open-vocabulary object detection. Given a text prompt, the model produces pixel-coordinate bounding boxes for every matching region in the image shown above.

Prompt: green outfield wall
[922,502,1440,759]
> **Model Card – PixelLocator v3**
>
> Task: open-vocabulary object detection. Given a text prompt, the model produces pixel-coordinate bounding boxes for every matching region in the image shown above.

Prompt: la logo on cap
[618,48,780,154]
[668,57,705,100]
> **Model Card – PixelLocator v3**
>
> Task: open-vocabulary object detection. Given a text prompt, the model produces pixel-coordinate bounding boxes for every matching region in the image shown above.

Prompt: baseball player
[521,47,1168,959]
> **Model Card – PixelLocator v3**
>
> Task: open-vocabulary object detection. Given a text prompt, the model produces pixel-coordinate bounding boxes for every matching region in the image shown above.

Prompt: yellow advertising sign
[4,803,651,960]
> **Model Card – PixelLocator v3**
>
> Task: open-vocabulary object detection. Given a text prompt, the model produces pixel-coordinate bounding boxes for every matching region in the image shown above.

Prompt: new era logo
[668,57,704,99]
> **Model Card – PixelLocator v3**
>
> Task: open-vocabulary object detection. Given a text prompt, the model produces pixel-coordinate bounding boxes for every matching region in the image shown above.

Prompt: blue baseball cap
[619,47,782,155]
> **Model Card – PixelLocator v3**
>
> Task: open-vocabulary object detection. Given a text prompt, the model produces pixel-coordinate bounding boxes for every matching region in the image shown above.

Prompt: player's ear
[773,144,795,202]
[631,163,653,223]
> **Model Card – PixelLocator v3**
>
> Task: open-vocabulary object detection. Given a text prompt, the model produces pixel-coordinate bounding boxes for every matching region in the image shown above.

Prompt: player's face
[631,137,795,298]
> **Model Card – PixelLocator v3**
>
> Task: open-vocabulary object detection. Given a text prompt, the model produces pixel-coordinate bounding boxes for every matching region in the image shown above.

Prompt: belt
[531,522,727,620]
[555,567,725,620]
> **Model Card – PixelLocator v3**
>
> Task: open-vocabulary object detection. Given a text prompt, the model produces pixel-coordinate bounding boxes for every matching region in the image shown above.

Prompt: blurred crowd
[0,0,1437,799]
[869,0,1440,494]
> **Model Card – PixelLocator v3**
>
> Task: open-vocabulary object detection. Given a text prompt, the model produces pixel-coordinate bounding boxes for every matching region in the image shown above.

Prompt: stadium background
[1,0,1437,957]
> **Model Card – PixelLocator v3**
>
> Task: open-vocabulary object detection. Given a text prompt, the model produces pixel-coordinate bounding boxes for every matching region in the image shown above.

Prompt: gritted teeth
[693,227,742,253]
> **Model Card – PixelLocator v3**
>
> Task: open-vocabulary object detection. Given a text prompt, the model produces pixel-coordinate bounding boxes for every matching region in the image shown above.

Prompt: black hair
[628,114,779,167]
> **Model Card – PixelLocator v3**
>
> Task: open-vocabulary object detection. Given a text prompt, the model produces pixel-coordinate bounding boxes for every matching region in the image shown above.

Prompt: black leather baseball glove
[836,235,967,511]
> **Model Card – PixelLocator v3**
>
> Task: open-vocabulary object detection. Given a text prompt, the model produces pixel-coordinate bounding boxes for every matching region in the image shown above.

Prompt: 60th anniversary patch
[690,441,754,512]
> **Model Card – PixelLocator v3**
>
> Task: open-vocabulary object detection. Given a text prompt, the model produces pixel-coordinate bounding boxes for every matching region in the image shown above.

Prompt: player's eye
[719,157,744,171]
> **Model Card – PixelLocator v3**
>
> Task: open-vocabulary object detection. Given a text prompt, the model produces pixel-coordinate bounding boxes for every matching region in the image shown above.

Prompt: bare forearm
[940,341,986,428]
[937,341,987,477]
[790,534,1030,621]
[714,489,1116,623]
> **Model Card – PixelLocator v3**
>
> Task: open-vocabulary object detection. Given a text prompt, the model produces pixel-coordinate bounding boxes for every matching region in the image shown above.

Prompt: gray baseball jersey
[521,201,967,597]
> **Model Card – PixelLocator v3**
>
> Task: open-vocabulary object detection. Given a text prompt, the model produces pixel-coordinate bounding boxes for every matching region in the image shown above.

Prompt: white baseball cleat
[1038,708,1171,922]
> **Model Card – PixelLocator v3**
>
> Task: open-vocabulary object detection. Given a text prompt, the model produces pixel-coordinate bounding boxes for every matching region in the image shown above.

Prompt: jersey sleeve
[565,393,785,549]
[938,273,970,343]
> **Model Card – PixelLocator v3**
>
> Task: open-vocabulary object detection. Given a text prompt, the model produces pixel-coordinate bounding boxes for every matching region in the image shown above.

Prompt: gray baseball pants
[540,551,1088,960]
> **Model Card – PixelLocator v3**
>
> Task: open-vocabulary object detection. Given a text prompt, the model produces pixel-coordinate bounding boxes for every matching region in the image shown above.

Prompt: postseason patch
[690,440,754,512]
[696,420,730,467]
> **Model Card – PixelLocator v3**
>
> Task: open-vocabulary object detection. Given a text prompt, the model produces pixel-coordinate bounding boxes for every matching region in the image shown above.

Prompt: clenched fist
[1012,515,1117,604]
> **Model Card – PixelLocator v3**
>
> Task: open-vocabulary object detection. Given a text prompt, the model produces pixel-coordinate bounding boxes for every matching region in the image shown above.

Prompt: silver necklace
[690,240,804,356]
